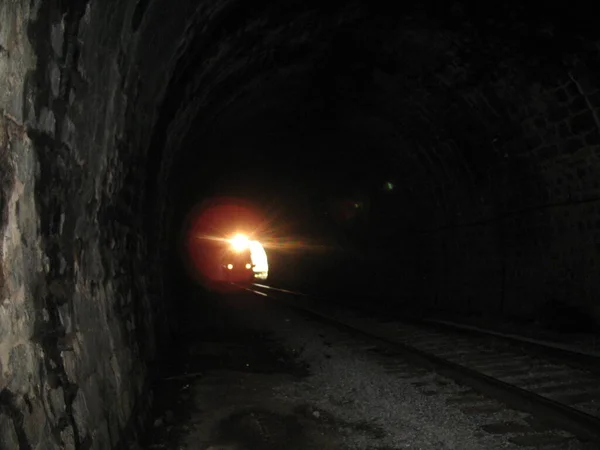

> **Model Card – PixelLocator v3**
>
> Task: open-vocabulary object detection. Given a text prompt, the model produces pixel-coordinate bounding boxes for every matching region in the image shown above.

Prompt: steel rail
[245,285,600,445]
[419,318,600,375]
[252,283,600,373]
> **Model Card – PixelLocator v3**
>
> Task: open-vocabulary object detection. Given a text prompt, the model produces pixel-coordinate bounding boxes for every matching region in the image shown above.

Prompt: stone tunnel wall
[399,41,600,325]
[0,1,142,448]
[0,0,198,448]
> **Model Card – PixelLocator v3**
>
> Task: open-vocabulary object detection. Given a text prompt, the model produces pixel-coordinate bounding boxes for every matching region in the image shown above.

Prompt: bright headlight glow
[230,233,250,252]
[224,235,268,279]
[248,240,268,279]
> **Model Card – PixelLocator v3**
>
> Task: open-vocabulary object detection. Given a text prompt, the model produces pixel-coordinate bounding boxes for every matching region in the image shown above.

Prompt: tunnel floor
[139,288,574,450]
[141,289,373,450]
[139,284,592,450]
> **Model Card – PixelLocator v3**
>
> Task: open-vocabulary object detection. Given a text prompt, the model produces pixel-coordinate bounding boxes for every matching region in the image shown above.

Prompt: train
[218,233,269,284]
[220,247,255,284]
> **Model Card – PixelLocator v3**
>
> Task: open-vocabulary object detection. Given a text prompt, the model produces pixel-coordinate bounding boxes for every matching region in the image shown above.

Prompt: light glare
[230,233,250,252]
[249,240,268,280]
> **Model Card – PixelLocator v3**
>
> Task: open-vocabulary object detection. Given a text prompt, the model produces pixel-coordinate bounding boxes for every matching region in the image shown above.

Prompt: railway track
[243,283,600,448]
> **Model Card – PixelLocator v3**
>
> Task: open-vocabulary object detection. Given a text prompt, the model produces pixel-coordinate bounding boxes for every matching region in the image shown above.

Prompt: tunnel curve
[1,0,600,448]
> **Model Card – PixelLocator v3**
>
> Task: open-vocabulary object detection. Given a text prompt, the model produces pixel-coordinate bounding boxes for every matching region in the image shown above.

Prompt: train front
[220,234,269,285]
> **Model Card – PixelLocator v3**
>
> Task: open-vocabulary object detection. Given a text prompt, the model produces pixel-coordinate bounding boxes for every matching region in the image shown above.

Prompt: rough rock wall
[1,2,56,447]
[0,0,184,448]
[392,35,600,324]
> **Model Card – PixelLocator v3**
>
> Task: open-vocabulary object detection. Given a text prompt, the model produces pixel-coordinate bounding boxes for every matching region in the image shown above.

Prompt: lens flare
[230,233,250,252]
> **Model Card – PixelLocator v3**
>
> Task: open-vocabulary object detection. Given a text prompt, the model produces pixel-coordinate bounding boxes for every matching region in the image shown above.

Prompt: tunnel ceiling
[135,0,600,247]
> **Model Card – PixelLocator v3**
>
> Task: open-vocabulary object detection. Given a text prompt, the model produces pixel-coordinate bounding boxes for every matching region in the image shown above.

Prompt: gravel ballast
[265,306,530,449]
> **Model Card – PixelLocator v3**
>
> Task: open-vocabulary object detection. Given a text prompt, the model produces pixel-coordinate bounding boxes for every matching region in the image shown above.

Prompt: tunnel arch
[1,1,600,448]
[156,0,600,318]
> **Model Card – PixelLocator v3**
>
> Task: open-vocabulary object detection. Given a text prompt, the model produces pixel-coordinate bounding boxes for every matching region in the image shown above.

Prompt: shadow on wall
[0,116,13,295]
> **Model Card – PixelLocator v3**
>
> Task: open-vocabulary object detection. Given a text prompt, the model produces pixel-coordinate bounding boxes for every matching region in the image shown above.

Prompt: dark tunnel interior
[1,0,600,448]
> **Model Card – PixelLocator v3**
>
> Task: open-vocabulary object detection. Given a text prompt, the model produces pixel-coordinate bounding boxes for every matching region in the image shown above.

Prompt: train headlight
[227,264,233,270]
[230,233,250,252]
[245,263,251,269]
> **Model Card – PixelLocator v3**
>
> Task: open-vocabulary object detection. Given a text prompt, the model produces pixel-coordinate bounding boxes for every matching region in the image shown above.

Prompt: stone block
[92,418,113,450]
[589,91,600,108]
[533,117,545,128]
[51,20,64,58]
[60,427,76,450]
[585,129,599,145]
[570,110,596,134]
[570,69,598,95]
[21,396,56,450]
[71,380,93,441]
[557,121,570,139]
[48,60,61,99]
[525,134,542,149]
[568,94,587,114]
[60,116,77,151]
[6,343,36,393]
[554,88,569,103]
[537,145,559,159]
[547,105,568,123]
[0,413,19,450]
[37,107,56,136]
[565,81,580,98]
[48,385,66,421]
[61,346,79,383]
[559,137,583,155]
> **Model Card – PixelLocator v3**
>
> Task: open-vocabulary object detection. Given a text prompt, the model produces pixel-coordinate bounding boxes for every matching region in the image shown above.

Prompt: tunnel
[1,0,600,448]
